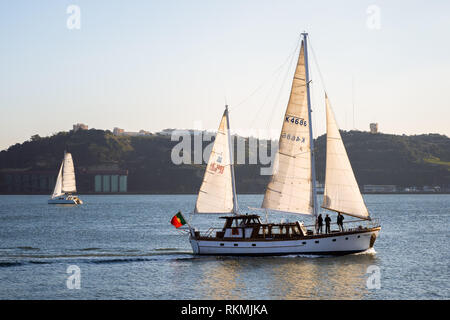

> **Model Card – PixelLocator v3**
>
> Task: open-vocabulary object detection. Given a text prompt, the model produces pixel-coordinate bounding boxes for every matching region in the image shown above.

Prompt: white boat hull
[190,229,379,256]
[48,196,83,205]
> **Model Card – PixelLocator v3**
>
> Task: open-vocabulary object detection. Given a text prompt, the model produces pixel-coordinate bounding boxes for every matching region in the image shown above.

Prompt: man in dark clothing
[317,214,323,234]
[325,214,331,234]
[337,213,345,232]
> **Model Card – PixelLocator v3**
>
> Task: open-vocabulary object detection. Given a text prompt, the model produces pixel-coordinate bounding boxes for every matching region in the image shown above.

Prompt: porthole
[357,235,360,238]
[302,242,307,245]
[234,243,238,247]
[220,243,224,246]
[332,239,336,242]
[315,240,319,244]
[345,237,349,240]
[252,244,256,247]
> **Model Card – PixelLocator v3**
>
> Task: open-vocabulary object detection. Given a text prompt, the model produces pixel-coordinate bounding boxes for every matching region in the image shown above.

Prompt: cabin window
[357,235,360,238]
[345,237,349,240]
[234,243,238,247]
[220,243,224,246]
[302,242,307,245]
[315,240,319,244]
[252,244,256,247]
[332,239,336,242]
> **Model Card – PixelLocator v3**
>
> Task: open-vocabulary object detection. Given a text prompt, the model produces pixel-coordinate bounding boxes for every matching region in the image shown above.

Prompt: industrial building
[0,169,128,194]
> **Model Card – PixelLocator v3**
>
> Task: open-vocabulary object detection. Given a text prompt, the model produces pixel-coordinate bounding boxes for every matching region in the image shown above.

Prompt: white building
[73,123,88,132]
[370,123,378,134]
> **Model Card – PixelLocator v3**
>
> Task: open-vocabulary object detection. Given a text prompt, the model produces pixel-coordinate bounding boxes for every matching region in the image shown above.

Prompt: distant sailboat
[186,33,380,255]
[48,152,83,204]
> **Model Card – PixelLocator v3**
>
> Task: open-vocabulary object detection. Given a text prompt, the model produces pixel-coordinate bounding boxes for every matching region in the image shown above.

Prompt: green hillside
[0,129,448,193]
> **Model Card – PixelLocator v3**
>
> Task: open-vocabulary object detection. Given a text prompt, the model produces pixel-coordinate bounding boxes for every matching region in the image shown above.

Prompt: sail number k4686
[285,115,307,126]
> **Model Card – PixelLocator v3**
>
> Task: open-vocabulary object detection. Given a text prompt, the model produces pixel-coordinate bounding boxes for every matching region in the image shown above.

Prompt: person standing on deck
[325,214,331,234]
[337,213,344,232]
[317,214,323,234]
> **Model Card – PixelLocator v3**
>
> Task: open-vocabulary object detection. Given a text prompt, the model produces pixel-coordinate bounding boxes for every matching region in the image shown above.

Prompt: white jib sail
[62,152,77,193]
[322,95,370,219]
[261,41,314,215]
[51,161,64,198]
[195,109,235,214]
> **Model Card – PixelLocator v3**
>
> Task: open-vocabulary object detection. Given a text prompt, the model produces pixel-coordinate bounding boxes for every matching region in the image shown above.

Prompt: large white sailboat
[187,33,380,255]
[48,151,83,205]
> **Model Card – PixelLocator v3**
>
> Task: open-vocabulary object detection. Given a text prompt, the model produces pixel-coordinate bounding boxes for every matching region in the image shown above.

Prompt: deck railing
[186,218,380,239]
[306,218,380,234]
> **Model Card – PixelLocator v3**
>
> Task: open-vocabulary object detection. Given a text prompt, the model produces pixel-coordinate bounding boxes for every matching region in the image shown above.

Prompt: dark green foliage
[0,129,448,193]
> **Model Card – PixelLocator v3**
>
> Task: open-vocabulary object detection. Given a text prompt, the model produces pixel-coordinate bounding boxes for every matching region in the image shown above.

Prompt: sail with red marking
[195,108,237,214]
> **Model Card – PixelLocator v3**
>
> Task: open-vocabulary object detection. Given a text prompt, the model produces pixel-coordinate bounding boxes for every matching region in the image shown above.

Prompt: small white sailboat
[48,152,83,205]
[186,33,380,255]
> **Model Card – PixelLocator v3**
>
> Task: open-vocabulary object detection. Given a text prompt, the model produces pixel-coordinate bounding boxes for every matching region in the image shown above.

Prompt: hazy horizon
[1,0,449,151]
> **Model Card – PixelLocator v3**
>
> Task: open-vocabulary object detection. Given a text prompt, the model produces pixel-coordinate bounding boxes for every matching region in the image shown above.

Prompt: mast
[302,32,318,220]
[225,105,238,215]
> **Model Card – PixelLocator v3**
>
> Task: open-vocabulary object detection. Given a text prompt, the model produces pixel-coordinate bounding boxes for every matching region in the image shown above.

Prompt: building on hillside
[363,184,397,193]
[370,123,378,134]
[0,169,128,194]
[113,127,125,136]
[113,127,152,136]
[422,186,440,192]
[158,129,176,136]
[73,123,88,132]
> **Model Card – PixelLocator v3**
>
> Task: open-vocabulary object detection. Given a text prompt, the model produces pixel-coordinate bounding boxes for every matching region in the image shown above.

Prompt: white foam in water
[352,247,377,255]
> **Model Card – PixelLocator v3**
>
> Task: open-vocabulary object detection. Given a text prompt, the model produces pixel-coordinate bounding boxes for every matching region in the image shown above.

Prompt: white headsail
[51,161,64,198]
[261,41,314,215]
[322,95,370,220]
[62,152,77,193]
[195,107,237,214]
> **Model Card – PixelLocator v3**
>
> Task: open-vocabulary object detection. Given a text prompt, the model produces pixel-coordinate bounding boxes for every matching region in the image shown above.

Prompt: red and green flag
[171,211,187,228]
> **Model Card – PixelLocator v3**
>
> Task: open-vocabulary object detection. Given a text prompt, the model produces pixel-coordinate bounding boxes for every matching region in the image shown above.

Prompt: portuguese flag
[171,211,187,228]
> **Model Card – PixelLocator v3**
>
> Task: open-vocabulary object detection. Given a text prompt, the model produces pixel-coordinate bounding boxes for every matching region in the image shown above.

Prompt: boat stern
[189,238,200,255]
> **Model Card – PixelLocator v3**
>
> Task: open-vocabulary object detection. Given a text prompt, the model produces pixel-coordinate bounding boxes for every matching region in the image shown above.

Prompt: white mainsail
[51,161,64,198]
[62,152,77,193]
[322,95,370,220]
[261,41,314,215]
[195,107,237,214]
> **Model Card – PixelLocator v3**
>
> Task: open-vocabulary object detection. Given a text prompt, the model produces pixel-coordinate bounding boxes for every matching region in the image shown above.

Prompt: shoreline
[0,192,449,196]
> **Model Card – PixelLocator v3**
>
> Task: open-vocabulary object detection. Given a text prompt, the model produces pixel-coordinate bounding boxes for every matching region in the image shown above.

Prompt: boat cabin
[206,214,309,240]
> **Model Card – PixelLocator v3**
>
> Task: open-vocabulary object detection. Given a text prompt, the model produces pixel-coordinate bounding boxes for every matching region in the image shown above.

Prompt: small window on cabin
[234,243,238,247]
[332,239,336,242]
[315,240,319,244]
[220,243,224,246]
[357,235,360,238]
[302,241,307,245]
[345,237,349,240]
[252,244,256,247]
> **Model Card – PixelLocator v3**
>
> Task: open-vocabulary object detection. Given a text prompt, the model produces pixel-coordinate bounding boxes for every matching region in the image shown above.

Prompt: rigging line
[308,37,328,95]
[249,39,301,195]
[265,40,299,134]
[236,36,301,109]
[244,38,302,193]
[248,61,288,130]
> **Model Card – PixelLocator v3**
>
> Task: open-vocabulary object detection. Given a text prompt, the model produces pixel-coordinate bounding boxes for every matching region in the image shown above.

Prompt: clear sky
[1,0,449,150]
